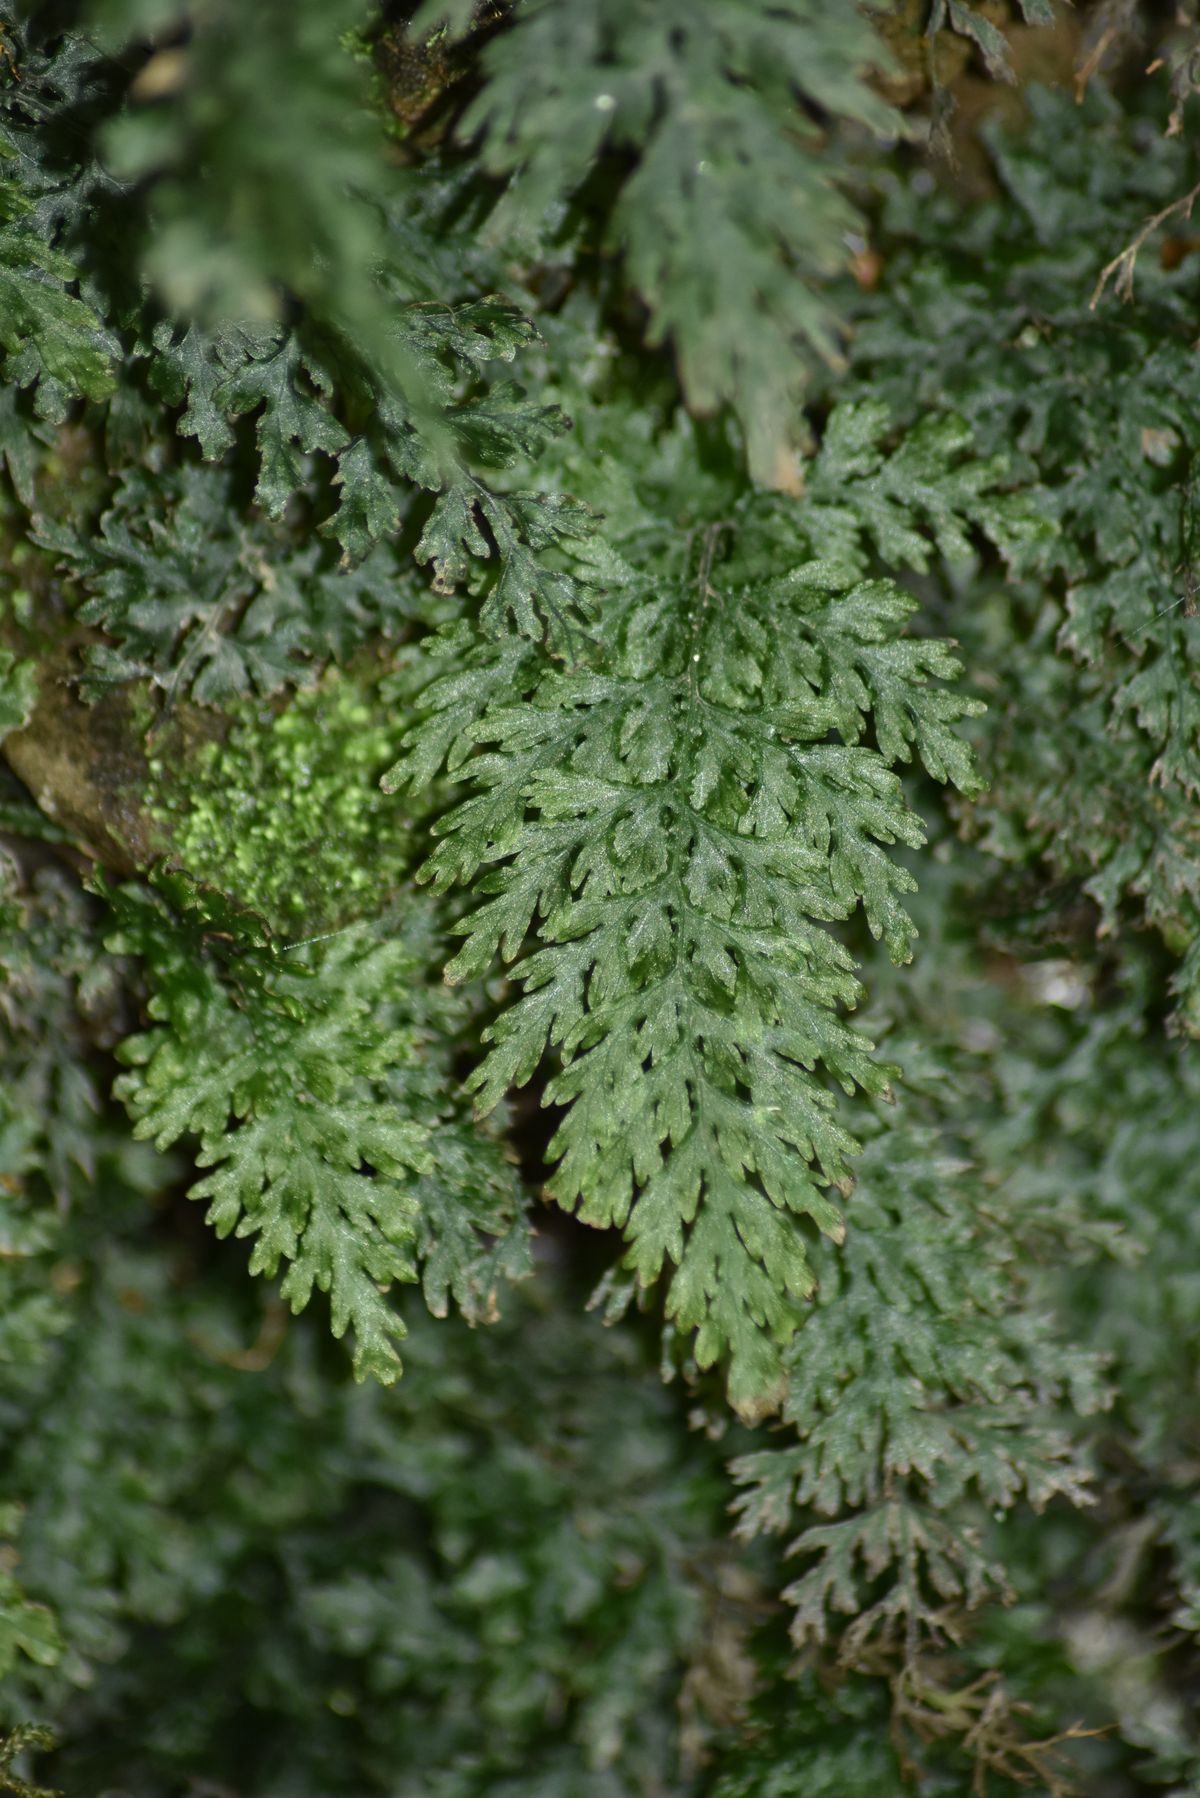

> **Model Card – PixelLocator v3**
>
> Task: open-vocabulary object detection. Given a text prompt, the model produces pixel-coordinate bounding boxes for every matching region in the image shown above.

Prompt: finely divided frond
[461,0,902,480]
[102,870,528,1381]
[393,413,993,1410]
[731,1106,1104,1665]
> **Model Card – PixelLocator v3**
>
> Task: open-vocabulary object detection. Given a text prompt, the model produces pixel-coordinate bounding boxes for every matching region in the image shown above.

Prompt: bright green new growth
[145,672,414,932]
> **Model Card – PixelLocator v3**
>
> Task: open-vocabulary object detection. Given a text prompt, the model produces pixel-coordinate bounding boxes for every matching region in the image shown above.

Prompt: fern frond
[2,6,596,660]
[38,461,421,704]
[458,0,903,479]
[835,84,1200,1022]
[390,403,1010,1414]
[731,1113,1103,1659]
[145,298,591,597]
[102,869,526,1380]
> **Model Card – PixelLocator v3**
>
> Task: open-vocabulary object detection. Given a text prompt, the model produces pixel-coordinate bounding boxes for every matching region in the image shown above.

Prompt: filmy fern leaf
[831,85,1200,1023]
[455,0,906,485]
[391,404,1005,1414]
[104,872,429,1382]
[39,461,420,704]
[144,297,588,591]
[0,126,116,421]
[4,4,595,653]
[102,865,529,1378]
[458,0,903,481]
[731,1112,1102,1663]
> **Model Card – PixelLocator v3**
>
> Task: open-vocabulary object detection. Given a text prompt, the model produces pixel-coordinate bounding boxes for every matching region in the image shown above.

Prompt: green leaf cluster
[830,81,1200,1022]
[382,387,1037,1413]
[454,0,903,480]
[0,1222,741,1798]
[731,1065,1104,1678]
[103,866,526,1381]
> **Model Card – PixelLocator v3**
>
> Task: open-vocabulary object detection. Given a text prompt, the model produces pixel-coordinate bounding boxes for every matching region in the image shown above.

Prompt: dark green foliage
[454,0,903,479]
[39,460,423,701]
[830,81,1200,1021]
[5,3,1200,1796]
[91,0,405,337]
[709,1669,912,1797]
[141,295,590,583]
[0,131,114,420]
[730,1036,1105,1691]
[0,1220,739,1797]
[975,956,1200,1790]
[0,851,163,1717]
[0,856,128,1369]
[1,0,593,652]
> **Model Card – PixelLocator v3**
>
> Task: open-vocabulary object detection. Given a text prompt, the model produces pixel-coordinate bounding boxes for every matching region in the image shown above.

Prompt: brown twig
[1091,180,1200,308]
[1074,26,1117,102]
